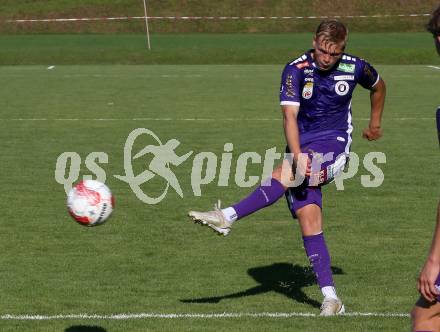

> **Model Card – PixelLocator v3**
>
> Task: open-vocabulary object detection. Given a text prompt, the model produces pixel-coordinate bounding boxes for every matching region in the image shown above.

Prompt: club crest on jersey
[337,63,355,73]
[335,81,349,96]
[302,82,313,99]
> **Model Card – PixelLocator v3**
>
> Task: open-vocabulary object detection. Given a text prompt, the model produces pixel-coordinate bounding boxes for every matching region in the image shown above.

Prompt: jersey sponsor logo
[285,74,296,97]
[296,61,309,69]
[302,82,313,99]
[304,68,314,75]
[335,81,350,96]
[309,169,327,186]
[337,63,355,73]
[334,75,354,81]
[304,77,314,82]
[342,55,356,62]
[326,165,334,180]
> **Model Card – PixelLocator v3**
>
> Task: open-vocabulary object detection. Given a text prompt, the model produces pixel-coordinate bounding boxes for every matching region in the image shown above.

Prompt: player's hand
[293,154,311,178]
[417,258,440,302]
[362,126,382,140]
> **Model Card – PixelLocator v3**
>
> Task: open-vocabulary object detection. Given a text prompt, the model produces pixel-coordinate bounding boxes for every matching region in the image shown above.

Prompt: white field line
[6,13,430,23]
[427,65,440,70]
[0,312,409,320]
[0,117,435,122]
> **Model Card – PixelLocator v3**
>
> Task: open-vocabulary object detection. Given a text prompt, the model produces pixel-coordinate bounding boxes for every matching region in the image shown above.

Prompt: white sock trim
[321,286,338,300]
[221,207,238,223]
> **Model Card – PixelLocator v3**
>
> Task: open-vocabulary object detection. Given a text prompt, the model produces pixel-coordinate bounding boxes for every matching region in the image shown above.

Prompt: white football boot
[188,200,232,236]
[319,297,345,316]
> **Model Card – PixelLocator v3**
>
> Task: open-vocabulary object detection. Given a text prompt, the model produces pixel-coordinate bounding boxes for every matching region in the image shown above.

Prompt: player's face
[312,37,345,71]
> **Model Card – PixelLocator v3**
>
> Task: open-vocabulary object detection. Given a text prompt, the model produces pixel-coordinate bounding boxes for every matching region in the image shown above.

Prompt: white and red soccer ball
[67,180,114,226]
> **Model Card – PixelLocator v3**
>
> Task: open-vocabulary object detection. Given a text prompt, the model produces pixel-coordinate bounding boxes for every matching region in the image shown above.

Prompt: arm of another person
[418,202,440,302]
[362,77,386,140]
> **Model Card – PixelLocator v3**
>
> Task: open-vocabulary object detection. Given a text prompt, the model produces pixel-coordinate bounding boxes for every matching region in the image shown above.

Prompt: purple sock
[303,232,334,288]
[232,178,285,220]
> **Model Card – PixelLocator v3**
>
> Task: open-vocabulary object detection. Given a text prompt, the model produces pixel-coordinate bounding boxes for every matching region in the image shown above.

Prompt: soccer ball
[67,180,114,226]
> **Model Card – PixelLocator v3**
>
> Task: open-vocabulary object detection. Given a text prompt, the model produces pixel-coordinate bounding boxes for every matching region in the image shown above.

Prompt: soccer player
[189,20,386,316]
[411,5,440,331]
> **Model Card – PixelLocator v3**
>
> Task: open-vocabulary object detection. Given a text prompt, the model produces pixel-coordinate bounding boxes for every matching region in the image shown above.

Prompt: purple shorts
[285,135,349,218]
[436,273,440,302]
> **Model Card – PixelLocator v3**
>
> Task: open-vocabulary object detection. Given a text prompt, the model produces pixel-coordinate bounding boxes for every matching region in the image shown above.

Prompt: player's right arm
[418,202,440,301]
[282,105,302,161]
[279,62,310,176]
[281,105,311,180]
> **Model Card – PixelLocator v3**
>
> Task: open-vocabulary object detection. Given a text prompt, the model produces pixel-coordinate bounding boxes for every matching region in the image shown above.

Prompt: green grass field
[1,33,440,65]
[0,61,438,331]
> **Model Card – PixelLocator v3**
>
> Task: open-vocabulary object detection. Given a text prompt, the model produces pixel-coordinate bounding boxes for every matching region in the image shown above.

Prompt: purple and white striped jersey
[279,50,379,144]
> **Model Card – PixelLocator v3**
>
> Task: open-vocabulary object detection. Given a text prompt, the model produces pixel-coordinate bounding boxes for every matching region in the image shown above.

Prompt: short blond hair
[315,20,348,47]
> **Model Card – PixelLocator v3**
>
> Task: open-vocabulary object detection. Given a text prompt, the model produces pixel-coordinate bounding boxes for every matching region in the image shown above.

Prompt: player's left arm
[362,77,386,141]
[356,59,386,141]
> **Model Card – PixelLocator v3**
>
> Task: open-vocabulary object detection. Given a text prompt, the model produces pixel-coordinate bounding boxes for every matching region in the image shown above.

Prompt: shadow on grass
[65,326,107,332]
[180,263,344,308]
